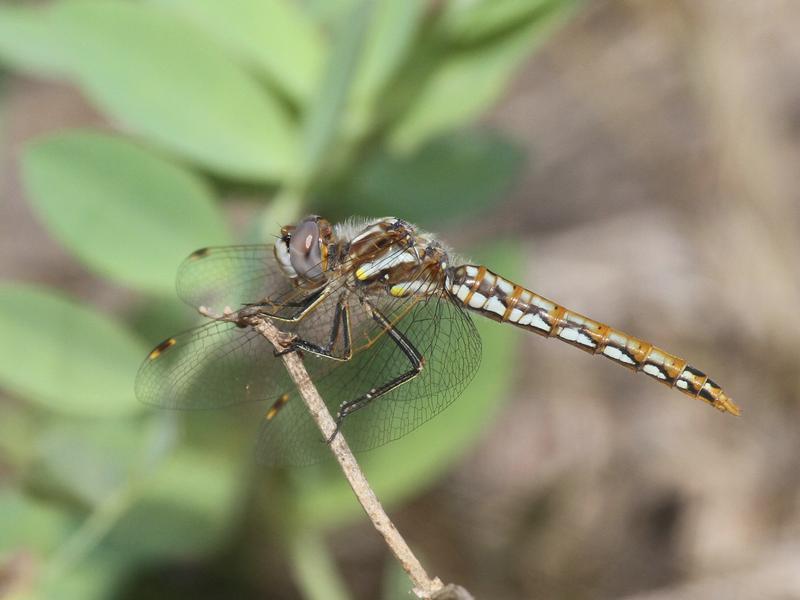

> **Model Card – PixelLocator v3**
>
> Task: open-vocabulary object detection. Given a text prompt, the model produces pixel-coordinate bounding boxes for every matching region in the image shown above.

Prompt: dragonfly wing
[341,292,482,451]
[135,320,292,410]
[254,292,482,466]
[176,245,297,316]
[154,243,482,466]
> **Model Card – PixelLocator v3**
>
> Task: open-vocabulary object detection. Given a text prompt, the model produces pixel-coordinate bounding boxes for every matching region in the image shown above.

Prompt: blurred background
[1,1,798,598]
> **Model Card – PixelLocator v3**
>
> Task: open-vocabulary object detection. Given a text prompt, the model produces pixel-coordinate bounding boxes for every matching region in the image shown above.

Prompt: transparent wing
[143,241,482,466]
[135,320,294,409]
[175,245,293,315]
[255,292,482,466]
[176,244,391,321]
[141,241,428,411]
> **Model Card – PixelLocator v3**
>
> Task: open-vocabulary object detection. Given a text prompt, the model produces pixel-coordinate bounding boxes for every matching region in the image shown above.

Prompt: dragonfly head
[274,215,335,285]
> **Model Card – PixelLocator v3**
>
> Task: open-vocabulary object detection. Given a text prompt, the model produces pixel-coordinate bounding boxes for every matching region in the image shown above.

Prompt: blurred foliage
[0,284,145,417]
[23,132,230,293]
[0,0,580,598]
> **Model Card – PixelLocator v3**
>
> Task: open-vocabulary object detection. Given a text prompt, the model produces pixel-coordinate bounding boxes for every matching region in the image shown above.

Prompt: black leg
[275,295,352,361]
[327,303,424,443]
[245,286,328,321]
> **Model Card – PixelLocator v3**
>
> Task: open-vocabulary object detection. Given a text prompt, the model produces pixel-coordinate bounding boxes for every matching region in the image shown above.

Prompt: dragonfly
[136,215,740,465]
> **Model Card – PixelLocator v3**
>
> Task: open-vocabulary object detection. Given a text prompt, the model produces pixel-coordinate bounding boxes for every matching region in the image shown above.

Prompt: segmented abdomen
[447,265,740,415]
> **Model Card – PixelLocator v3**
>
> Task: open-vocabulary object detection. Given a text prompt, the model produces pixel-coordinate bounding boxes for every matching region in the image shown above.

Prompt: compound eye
[289,217,324,281]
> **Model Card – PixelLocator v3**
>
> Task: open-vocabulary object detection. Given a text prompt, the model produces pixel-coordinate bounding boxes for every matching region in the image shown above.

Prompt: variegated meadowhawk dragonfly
[136,216,740,465]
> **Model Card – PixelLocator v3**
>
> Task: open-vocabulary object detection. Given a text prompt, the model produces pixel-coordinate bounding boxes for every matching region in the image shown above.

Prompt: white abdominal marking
[643,364,667,379]
[559,327,579,342]
[484,296,506,316]
[603,345,635,364]
[468,292,487,309]
[518,311,550,332]
[496,278,514,295]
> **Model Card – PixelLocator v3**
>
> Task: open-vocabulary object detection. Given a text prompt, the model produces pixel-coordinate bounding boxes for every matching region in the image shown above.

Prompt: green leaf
[23,131,229,294]
[343,0,424,140]
[299,0,358,28]
[0,490,72,557]
[107,449,241,560]
[389,0,580,152]
[52,0,297,181]
[0,284,146,417]
[443,0,574,44]
[0,5,71,78]
[299,0,374,181]
[128,295,197,347]
[332,129,524,226]
[352,0,424,106]
[42,553,126,600]
[288,530,351,600]
[0,404,39,471]
[150,0,325,103]
[37,420,149,507]
[287,242,520,530]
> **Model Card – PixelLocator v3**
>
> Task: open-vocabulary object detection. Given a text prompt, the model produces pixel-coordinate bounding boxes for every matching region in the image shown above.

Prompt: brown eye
[289,218,324,281]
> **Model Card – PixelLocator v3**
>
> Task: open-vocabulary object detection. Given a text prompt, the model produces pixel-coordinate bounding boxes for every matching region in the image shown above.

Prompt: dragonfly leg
[327,304,423,443]
[246,286,328,321]
[201,288,329,326]
[274,295,352,361]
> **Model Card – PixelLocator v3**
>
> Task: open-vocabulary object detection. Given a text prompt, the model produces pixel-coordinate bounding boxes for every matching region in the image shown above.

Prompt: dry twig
[252,317,471,599]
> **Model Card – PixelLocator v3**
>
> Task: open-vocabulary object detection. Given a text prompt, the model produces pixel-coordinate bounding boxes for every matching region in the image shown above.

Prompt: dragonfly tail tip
[718,393,741,417]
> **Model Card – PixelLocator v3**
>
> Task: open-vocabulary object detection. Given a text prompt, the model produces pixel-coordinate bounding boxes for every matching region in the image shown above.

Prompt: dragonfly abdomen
[447,265,740,416]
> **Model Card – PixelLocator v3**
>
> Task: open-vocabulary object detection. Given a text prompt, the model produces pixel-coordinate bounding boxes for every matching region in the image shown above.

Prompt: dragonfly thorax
[344,217,449,298]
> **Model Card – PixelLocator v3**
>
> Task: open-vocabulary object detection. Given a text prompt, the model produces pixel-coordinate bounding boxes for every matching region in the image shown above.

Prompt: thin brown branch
[252,317,465,599]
